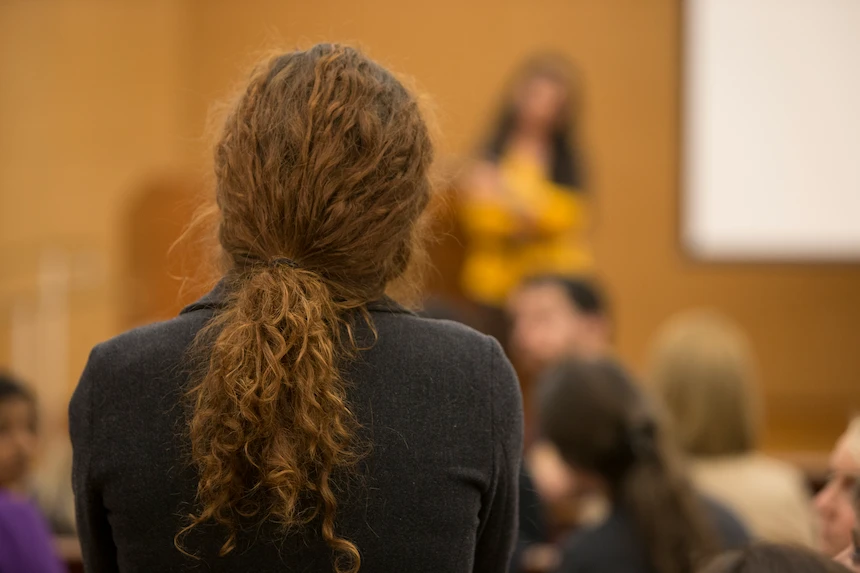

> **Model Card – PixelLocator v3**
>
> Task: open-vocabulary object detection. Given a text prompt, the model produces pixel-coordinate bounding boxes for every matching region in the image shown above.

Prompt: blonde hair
[839,416,860,465]
[649,310,759,457]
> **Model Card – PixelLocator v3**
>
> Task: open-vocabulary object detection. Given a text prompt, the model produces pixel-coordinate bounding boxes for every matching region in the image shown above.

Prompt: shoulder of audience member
[746,453,813,494]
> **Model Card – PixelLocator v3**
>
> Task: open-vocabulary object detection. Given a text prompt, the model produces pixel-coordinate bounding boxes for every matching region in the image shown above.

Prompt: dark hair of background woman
[483,53,583,188]
[699,543,852,573]
[540,358,717,573]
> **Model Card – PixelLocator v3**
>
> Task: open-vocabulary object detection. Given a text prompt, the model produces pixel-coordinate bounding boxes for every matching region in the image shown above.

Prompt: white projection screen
[683,0,860,261]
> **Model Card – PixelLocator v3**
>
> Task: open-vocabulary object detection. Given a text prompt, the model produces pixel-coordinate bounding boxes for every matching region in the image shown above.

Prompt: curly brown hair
[178,44,433,572]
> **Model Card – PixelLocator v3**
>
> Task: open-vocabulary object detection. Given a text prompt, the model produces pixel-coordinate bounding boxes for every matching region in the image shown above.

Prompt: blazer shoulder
[374,313,518,406]
[380,311,501,355]
[87,311,209,378]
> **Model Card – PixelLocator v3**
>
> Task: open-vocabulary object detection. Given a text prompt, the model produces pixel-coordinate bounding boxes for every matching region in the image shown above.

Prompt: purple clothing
[0,489,65,573]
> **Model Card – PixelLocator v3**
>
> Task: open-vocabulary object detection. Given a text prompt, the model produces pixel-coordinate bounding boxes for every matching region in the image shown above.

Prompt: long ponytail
[181,266,365,567]
[541,359,718,573]
[619,419,716,573]
[178,44,433,573]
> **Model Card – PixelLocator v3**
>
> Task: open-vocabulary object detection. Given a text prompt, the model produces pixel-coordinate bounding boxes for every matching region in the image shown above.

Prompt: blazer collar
[180,278,415,317]
[179,279,230,314]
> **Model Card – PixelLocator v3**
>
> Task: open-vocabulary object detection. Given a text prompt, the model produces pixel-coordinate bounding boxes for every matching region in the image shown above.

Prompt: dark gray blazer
[70,282,523,573]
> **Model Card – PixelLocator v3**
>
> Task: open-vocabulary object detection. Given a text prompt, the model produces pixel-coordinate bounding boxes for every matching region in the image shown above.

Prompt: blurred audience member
[459,54,590,335]
[494,274,606,572]
[650,310,815,547]
[0,375,36,495]
[507,275,609,515]
[699,543,851,573]
[541,358,747,573]
[0,373,65,573]
[816,417,860,556]
[508,275,609,377]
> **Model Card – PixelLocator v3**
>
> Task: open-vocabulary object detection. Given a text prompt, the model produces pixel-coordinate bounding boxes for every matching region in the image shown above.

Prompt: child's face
[0,397,37,488]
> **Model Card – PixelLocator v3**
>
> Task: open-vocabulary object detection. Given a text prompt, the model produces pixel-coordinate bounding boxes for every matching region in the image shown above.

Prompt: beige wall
[0,0,191,420]
[1,0,858,449]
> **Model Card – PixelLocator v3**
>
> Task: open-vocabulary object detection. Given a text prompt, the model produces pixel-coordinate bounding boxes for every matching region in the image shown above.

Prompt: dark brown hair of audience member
[540,358,717,573]
[698,543,852,573]
[177,44,433,573]
[0,373,36,417]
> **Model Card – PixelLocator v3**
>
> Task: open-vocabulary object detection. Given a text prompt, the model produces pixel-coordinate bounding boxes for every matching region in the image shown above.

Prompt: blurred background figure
[0,373,65,573]
[699,543,852,573]
[506,275,610,529]
[0,373,37,495]
[458,54,590,340]
[649,310,815,547]
[816,418,860,557]
[540,358,747,573]
[508,275,609,379]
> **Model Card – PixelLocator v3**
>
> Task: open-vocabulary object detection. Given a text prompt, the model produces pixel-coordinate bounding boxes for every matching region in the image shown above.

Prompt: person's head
[0,373,38,490]
[508,275,609,375]
[540,358,716,573]
[485,54,580,186]
[698,543,851,573]
[649,310,759,458]
[513,64,570,134]
[183,44,433,571]
[815,418,860,556]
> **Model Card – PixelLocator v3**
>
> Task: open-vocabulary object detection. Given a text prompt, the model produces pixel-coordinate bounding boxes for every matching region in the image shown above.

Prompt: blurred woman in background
[0,373,64,573]
[70,44,522,573]
[816,417,860,557]
[540,358,747,573]
[649,310,815,547]
[507,275,612,547]
[459,54,591,337]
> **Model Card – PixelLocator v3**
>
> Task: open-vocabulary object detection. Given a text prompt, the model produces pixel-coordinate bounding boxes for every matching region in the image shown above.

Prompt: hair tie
[627,420,658,461]
[270,257,300,269]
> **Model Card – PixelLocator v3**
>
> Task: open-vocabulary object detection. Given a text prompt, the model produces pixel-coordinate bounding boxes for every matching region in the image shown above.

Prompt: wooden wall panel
[1,0,858,450]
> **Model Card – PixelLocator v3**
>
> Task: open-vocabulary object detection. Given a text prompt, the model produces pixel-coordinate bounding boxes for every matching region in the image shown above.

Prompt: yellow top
[459,153,592,306]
